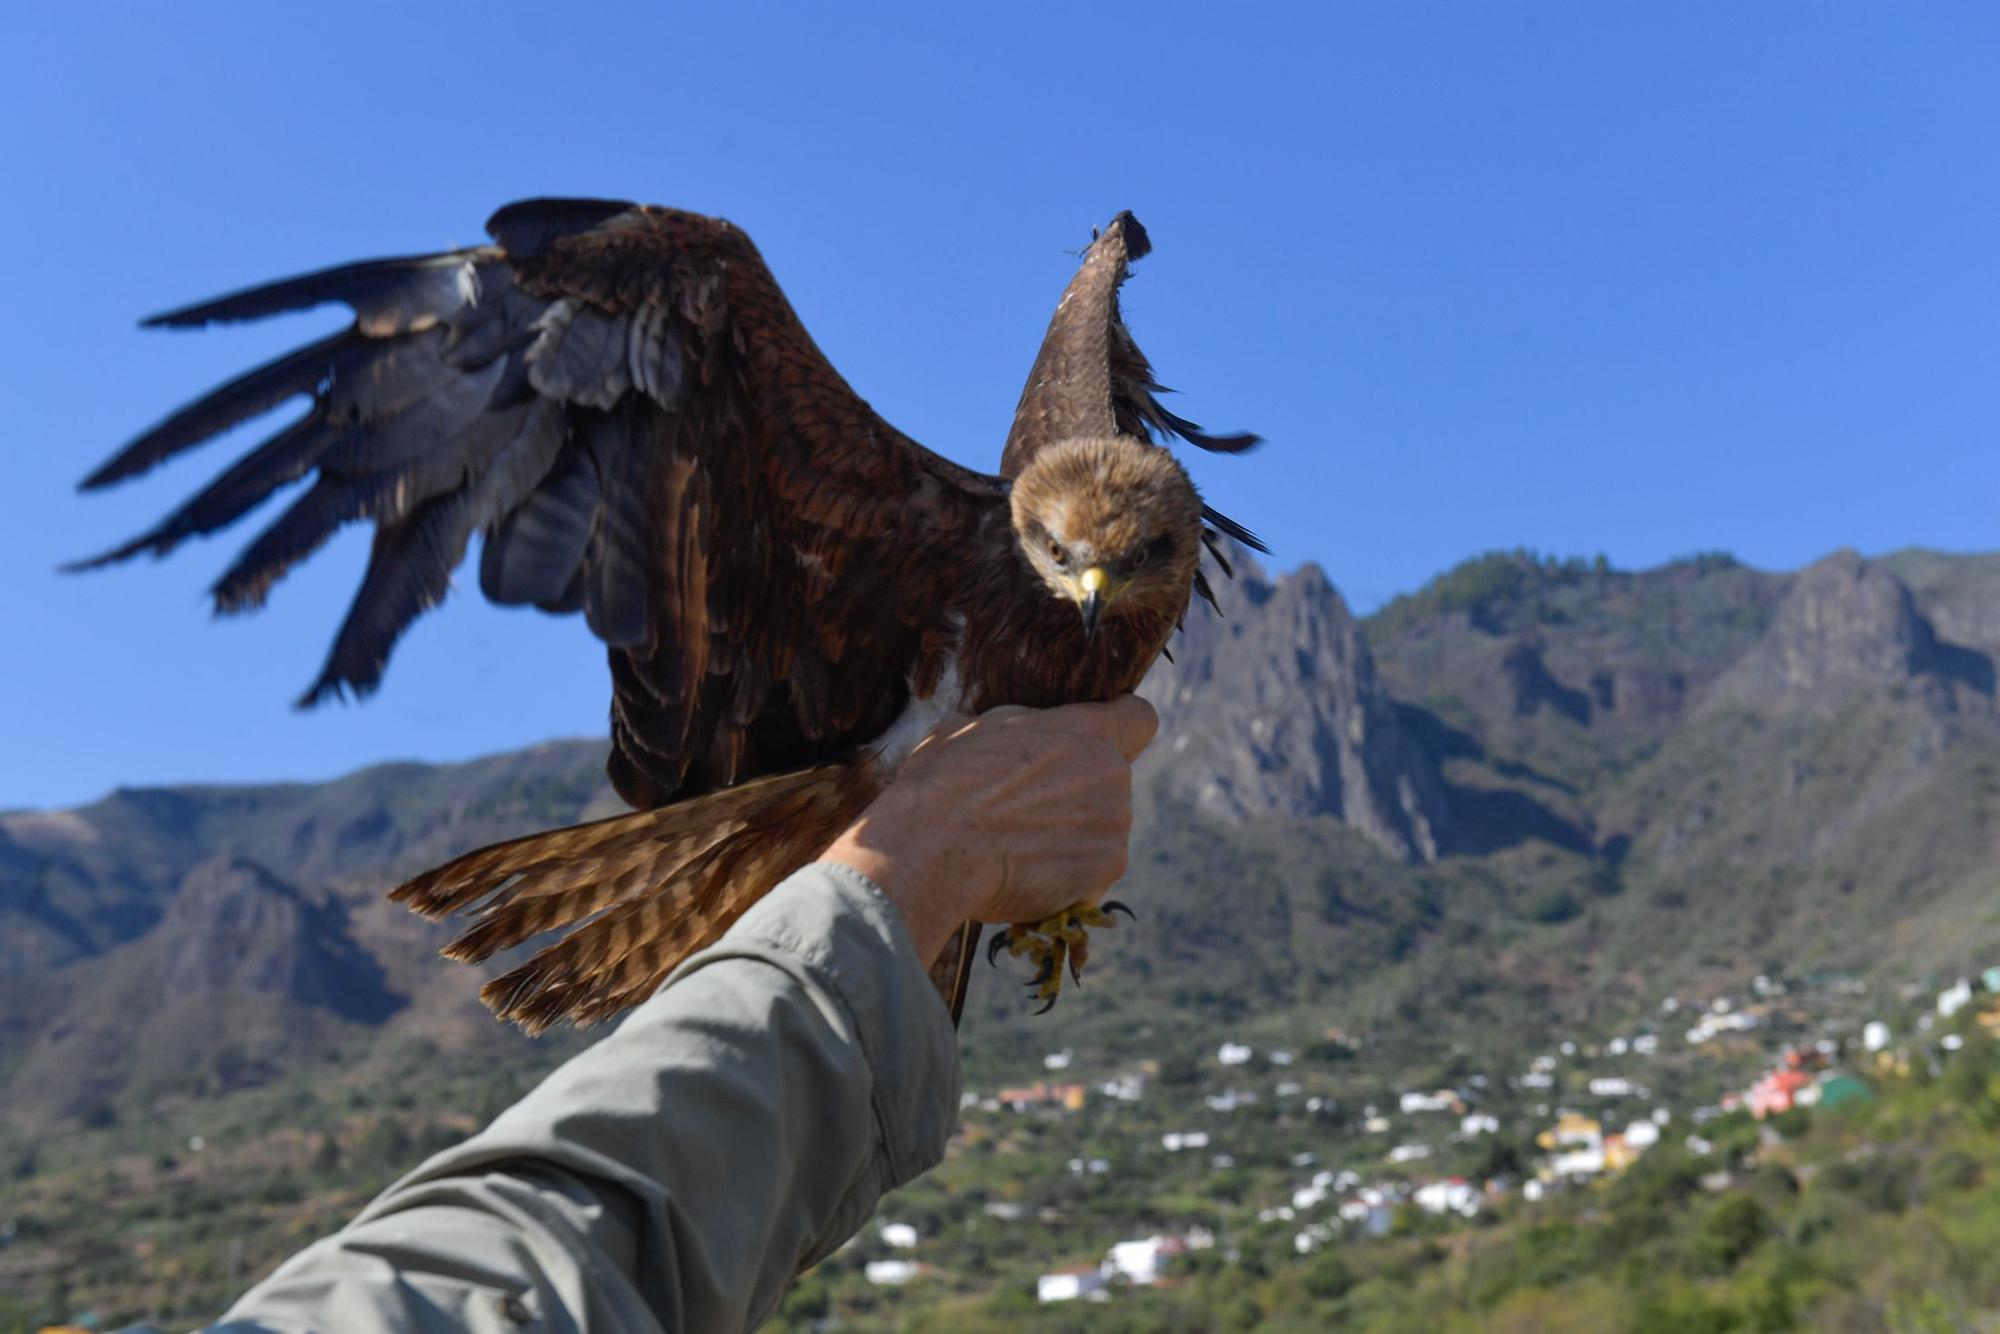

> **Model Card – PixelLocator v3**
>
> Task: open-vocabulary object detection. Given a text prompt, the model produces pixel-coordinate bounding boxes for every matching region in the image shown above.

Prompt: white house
[1550,1144,1606,1177]
[1294,1222,1336,1254]
[1414,1178,1482,1218]
[1588,1077,1638,1098]
[1043,1049,1074,1071]
[1338,1200,1395,1236]
[1104,1235,1186,1286]
[1939,980,1974,1020]
[1387,1143,1432,1164]
[1161,1131,1210,1152]
[1217,1042,1254,1066]
[1400,1090,1454,1114]
[1623,1120,1661,1149]
[867,1260,924,1285]
[879,1222,918,1249]
[1461,1112,1501,1136]
[1038,1269,1108,1303]
[1098,1074,1149,1102]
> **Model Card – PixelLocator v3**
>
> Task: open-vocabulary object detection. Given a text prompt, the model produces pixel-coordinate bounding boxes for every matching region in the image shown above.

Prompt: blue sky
[4,3,1997,809]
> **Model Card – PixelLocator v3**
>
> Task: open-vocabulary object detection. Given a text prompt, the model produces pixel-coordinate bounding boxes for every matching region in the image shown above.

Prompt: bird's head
[1009,437,1205,639]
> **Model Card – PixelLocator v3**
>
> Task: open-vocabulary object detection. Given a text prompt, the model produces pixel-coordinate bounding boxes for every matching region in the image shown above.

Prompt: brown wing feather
[999,212,1260,477]
[75,198,1008,807]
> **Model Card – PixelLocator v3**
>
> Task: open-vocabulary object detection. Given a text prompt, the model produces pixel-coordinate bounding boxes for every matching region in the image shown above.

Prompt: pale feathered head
[1010,437,1204,637]
[997,212,1263,640]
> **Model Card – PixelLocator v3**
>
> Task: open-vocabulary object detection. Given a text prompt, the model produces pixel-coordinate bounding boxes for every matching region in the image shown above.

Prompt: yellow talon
[994,900,1132,1013]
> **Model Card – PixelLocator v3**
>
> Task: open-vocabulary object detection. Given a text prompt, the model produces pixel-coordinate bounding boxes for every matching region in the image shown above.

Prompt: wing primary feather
[209,472,394,614]
[144,253,495,347]
[1201,504,1268,554]
[1193,568,1222,616]
[297,491,474,707]
[1151,405,1261,455]
[80,331,361,490]
[1201,529,1235,578]
[64,413,334,570]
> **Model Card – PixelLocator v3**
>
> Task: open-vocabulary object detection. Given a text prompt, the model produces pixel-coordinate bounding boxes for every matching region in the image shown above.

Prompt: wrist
[821,798,990,966]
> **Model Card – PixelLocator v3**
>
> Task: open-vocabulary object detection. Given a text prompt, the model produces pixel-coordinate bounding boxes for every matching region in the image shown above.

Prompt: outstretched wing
[1001,211,1259,475]
[76,198,1005,807]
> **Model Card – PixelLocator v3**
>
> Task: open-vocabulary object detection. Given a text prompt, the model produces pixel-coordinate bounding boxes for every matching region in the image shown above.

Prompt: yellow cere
[1079,567,1108,594]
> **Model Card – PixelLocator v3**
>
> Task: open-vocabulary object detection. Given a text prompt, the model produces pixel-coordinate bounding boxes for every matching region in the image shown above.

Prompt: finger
[1100,693,1160,761]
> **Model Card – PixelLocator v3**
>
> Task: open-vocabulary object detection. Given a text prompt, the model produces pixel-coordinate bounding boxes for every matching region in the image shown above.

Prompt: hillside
[2,545,1998,1329]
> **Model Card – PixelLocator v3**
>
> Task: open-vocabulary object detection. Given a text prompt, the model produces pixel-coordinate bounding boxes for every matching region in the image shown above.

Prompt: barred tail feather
[389,761,881,1034]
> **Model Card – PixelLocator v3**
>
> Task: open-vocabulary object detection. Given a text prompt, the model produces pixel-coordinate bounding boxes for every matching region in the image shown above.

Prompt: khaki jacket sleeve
[206,862,962,1334]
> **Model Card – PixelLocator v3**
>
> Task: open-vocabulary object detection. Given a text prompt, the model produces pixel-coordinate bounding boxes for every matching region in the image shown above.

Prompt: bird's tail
[391,761,883,1034]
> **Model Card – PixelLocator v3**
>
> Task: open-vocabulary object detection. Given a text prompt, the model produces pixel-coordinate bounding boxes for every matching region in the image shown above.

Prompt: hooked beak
[1079,566,1107,642]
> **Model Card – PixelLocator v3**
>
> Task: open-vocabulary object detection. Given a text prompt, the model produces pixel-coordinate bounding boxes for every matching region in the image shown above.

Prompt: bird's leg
[986,901,1134,1013]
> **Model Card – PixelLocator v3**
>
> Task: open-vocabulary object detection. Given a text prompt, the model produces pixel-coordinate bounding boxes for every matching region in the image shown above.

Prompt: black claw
[1068,954,1085,986]
[1028,955,1057,990]
[1031,995,1059,1016]
[986,931,1011,967]
[1102,900,1136,921]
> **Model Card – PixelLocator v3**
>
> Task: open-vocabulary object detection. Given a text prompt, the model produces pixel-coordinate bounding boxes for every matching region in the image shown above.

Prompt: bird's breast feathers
[870,659,968,769]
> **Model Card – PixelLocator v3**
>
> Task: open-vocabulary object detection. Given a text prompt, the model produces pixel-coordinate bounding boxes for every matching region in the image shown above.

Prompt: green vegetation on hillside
[782,1019,2000,1332]
[1365,549,1619,641]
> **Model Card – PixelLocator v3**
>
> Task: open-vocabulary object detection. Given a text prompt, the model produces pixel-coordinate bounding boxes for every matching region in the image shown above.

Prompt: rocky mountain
[3,545,1998,1127]
[1140,552,1446,861]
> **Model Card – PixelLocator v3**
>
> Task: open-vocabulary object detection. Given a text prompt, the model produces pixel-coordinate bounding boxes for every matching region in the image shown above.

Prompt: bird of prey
[75,197,1262,1030]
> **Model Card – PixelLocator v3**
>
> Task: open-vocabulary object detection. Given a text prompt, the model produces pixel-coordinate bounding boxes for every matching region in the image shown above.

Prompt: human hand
[820,695,1158,965]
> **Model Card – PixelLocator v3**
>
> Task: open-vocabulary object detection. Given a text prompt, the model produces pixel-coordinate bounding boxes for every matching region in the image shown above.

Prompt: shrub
[1302,1254,1354,1300]
[1695,1194,1773,1271]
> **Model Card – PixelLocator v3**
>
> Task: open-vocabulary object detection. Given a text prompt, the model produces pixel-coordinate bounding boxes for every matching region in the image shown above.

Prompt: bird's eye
[1048,542,1067,566]
[1125,547,1151,572]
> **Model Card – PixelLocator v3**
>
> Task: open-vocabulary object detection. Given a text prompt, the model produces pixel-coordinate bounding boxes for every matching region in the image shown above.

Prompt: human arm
[206,695,1157,1334]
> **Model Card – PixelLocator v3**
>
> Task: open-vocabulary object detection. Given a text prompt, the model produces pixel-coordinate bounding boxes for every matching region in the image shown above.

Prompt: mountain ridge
[3,544,1997,1126]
